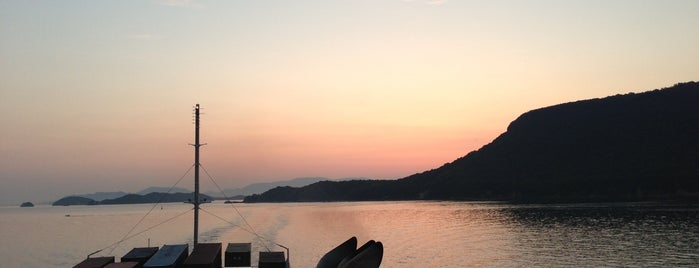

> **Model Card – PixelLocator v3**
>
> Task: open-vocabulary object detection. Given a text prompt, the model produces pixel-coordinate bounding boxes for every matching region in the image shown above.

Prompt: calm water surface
[0,201,697,267]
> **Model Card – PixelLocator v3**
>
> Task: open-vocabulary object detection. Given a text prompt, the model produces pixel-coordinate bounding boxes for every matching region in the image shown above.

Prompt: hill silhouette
[53,196,99,206]
[245,82,699,203]
[205,177,331,197]
[53,192,213,206]
[99,192,213,205]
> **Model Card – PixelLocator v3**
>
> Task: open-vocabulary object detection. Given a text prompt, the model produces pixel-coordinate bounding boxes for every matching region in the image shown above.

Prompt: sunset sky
[1,0,698,205]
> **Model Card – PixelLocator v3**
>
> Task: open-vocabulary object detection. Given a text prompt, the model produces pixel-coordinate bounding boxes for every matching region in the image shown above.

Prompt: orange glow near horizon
[1,0,698,204]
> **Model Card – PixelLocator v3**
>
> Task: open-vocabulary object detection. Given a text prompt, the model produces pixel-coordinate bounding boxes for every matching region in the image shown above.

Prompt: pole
[193,104,201,246]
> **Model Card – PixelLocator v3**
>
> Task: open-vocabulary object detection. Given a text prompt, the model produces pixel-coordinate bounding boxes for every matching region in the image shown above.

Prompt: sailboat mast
[193,104,201,246]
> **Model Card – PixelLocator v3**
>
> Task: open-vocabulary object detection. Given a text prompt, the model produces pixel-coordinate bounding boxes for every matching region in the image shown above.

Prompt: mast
[193,104,201,246]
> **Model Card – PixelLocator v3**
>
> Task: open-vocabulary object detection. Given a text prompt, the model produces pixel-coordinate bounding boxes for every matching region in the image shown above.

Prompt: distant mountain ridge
[246,82,699,203]
[77,191,128,201]
[53,196,99,206]
[55,178,331,205]
[100,192,212,205]
[137,187,190,195]
[75,187,191,201]
[53,192,213,206]
[205,177,358,197]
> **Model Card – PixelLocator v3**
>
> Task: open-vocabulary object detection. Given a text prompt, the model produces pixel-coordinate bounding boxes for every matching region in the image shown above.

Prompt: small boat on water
[73,104,382,268]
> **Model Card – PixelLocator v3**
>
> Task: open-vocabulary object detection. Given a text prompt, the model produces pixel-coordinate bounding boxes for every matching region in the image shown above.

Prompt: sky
[1,0,698,205]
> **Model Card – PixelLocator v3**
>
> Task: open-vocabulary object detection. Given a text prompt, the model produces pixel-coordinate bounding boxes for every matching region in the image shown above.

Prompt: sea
[1,201,698,267]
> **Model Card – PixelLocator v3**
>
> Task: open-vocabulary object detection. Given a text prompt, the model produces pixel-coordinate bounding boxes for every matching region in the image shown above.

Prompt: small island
[20,202,34,207]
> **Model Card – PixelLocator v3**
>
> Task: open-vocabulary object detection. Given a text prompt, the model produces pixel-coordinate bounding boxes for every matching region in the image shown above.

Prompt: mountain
[245,82,699,203]
[77,191,128,201]
[53,196,99,206]
[53,192,213,206]
[100,192,212,205]
[136,186,190,195]
[207,177,341,197]
[67,187,190,202]
[244,180,395,202]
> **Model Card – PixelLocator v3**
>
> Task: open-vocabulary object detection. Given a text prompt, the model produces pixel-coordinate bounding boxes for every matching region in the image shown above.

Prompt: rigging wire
[104,164,195,255]
[84,105,288,262]
[200,163,277,252]
[97,208,193,256]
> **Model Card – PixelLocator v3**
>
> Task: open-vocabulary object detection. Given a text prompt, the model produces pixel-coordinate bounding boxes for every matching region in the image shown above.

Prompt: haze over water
[1,201,697,267]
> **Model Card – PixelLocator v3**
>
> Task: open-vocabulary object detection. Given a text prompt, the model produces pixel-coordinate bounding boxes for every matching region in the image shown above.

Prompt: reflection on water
[0,202,697,267]
[269,202,518,267]
[502,204,699,267]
